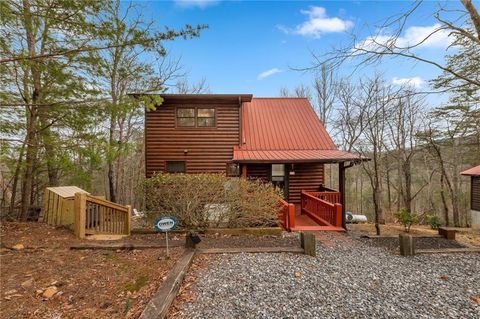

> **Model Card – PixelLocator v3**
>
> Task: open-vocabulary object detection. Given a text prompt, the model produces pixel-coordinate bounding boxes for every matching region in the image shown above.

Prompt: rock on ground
[180,233,480,319]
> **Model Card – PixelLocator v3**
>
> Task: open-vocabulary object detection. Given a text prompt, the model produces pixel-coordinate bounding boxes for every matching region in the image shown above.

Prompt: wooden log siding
[145,101,240,176]
[288,163,325,203]
[246,164,270,181]
[472,176,480,211]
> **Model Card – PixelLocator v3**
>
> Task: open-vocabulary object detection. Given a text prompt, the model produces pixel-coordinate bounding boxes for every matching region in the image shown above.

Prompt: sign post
[154,216,177,258]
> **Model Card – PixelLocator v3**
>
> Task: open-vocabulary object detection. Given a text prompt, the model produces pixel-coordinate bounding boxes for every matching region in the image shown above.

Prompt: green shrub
[143,173,282,229]
[394,208,418,233]
[427,215,442,229]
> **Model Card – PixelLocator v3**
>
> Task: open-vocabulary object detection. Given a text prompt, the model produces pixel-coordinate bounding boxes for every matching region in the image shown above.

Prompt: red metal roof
[234,98,363,162]
[461,165,480,176]
[233,149,364,163]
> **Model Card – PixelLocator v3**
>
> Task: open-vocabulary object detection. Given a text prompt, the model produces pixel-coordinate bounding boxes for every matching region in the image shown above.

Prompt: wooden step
[290,226,345,232]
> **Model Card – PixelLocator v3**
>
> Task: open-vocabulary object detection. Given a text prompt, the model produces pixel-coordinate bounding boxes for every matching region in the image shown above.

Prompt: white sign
[155,216,177,232]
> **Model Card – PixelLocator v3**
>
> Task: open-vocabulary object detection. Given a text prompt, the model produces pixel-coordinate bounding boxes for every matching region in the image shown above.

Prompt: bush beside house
[143,173,282,229]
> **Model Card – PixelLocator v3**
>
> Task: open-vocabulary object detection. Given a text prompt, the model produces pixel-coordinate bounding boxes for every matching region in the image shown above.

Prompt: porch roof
[461,165,480,176]
[233,148,364,163]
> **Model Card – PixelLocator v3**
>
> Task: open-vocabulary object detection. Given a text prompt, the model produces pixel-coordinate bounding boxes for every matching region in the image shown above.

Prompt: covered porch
[235,158,362,232]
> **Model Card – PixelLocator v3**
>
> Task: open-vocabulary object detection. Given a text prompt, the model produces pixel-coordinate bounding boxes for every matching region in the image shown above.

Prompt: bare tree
[174,77,210,94]
[354,75,397,234]
[385,89,426,212]
[419,106,475,227]
[313,0,480,90]
[312,64,336,129]
[278,84,313,103]
[334,79,365,152]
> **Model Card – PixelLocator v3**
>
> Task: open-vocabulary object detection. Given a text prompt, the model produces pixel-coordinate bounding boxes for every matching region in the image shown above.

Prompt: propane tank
[346,211,368,223]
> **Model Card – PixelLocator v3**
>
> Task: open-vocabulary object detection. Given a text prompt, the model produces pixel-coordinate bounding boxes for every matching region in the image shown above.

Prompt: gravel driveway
[179,233,480,319]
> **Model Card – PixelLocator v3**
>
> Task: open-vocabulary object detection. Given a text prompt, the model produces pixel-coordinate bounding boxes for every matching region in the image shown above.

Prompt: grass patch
[124,275,149,293]
[124,299,131,314]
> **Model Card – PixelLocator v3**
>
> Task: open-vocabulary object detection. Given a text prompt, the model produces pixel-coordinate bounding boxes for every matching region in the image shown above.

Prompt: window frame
[165,161,186,173]
[175,107,217,129]
[271,164,285,182]
[176,108,196,127]
[226,163,240,177]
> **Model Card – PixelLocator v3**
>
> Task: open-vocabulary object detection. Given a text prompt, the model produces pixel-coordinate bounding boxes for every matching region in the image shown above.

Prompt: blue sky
[139,0,463,98]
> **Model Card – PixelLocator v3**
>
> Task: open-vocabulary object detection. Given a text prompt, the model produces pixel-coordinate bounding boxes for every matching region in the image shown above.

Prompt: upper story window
[177,107,216,128]
[177,108,195,127]
[197,108,215,127]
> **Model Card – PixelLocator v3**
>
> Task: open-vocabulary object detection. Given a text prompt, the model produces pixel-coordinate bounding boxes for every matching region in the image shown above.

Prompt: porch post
[338,162,346,229]
[241,164,247,178]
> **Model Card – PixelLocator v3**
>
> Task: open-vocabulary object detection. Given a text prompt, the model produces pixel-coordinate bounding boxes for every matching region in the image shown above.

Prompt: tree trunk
[20,0,41,220]
[373,186,381,235]
[39,117,59,186]
[461,0,480,42]
[10,139,26,217]
[440,174,450,226]
[386,165,392,213]
[107,110,117,203]
[403,159,412,212]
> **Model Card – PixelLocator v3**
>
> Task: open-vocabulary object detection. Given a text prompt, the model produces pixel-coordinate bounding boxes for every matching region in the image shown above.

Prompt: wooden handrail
[74,192,131,238]
[278,199,295,231]
[302,191,335,208]
[85,194,129,212]
[301,191,342,228]
[306,191,341,204]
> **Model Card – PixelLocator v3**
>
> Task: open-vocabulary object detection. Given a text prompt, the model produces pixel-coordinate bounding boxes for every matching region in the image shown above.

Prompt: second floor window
[177,108,215,128]
[197,108,215,127]
[177,108,195,127]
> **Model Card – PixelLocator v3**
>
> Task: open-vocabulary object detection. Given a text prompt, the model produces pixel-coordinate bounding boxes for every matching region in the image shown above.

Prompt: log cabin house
[144,94,365,231]
[461,165,480,229]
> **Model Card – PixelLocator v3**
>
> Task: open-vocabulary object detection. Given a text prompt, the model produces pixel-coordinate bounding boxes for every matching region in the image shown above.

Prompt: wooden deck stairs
[43,186,131,238]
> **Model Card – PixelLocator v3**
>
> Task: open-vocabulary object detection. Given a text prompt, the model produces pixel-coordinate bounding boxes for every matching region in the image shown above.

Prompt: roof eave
[129,93,253,103]
[233,158,369,164]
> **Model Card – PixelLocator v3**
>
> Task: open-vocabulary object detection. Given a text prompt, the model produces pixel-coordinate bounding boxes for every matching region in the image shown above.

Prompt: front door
[271,164,288,199]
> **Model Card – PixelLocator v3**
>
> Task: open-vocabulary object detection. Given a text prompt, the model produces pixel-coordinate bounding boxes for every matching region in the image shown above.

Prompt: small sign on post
[154,216,177,257]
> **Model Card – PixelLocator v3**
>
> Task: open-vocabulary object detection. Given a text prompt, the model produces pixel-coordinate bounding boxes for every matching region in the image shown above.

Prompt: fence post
[335,203,342,228]
[288,204,295,230]
[300,232,316,257]
[399,233,415,256]
[74,192,86,238]
[125,205,132,235]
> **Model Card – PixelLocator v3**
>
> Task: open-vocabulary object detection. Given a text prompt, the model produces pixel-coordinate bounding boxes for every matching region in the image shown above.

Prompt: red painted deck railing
[278,199,295,231]
[301,191,342,227]
[306,191,341,205]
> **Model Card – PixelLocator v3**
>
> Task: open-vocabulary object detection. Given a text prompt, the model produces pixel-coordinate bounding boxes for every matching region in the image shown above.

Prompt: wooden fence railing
[301,191,342,227]
[278,199,295,231]
[305,191,341,205]
[74,193,131,238]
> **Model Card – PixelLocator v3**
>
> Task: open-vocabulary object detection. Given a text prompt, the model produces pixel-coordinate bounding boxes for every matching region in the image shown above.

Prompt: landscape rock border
[139,239,307,319]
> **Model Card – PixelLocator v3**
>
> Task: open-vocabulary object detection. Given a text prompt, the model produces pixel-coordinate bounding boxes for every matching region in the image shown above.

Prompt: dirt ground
[0,222,183,319]
[347,223,480,247]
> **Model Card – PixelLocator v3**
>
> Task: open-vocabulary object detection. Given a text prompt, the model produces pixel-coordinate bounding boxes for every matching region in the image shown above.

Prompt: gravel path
[179,233,480,319]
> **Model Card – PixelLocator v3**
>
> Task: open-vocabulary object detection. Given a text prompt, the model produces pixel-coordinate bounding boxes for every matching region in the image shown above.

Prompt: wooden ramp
[290,213,345,232]
[278,193,346,232]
